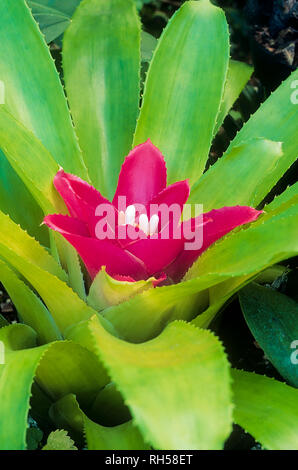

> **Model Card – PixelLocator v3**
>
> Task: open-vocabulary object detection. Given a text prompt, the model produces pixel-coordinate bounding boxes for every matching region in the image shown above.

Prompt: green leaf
[28,0,81,18]
[0,112,88,298]
[63,0,141,198]
[30,382,54,431]
[0,210,67,282]
[0,324,44,450]
[214,59,253,135]
[0,0,87,178]
[0,214,119,334]
[232,369,298,450]
[0,259,62,344]
[0,248,92,333]
[50,394,149,450]
[85,418,148,451]
[134,0,229,186]
[197,269,290,333]
[26,426,43,450]
[189,139,283,210]
[187,208,298,283]
[89,316,233,450]
[87,267,159,311]
[27,1,71,43]
[265,182,298,212]
[239,283,298,387]
[0,314,9,328]
[0,108,62,214]
[90,383,131,426]
[0,329,108,449]
[255,190,298,225]
[42,430,77,450]
[0,0,86,244]
[0,212,101,332]
[35,341,108,407]
[58,239,86,301]
[102,284,199,343]
[189,211,298,329]
[0,323,37,351]
[227,69,298,191]
[0,151,48,245]
[141,31,157,63]
[193,271,264,330]
[192,194,298,329]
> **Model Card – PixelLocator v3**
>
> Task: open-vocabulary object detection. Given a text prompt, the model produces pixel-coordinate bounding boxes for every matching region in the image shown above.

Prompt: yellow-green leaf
[134,0,229,185]
[63,0,141,197]
[232,369,298,450]
[89,316,233,450]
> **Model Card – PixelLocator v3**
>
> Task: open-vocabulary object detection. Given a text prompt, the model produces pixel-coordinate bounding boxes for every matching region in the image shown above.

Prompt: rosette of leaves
[0,0,297,450]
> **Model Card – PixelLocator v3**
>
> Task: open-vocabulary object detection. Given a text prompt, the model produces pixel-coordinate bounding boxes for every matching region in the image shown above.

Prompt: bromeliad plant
[0,0,297,450]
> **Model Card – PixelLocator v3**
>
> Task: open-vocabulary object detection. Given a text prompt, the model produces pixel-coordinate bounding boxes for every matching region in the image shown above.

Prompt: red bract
[44,140,262,283]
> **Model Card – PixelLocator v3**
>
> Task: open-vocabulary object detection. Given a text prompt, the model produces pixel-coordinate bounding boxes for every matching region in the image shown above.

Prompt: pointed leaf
[87,267,160,311]
[27,2,71,43]
[0,152,48,244]
[0,108,62,214]
[265,182,298,212]
[0,324,44,450]
[102,284,199,343]
[192,190,298,329]
[232,369,298,450]
[35,341,108,407]
[59,239,87,301]
[0,210,67,282]
[239,283,298,387]
[227,70,298,191]
[0,0,86,243]
[141,31,157,63]
[186,209,298,282]
[134,0,230,185]
[214,59,253,135]
[50,394,149,450]
[63,0,141,197]
[0,212,99,332]
[0,331,107,450]
[0,323,37,351]
[0,0,87,177]
[29,0,81,17]
[89,316,233,450]
[84,418,148,451]
[190,208,298,327]
[189,139,283,210]
[0,314,8,328]
[0,247,92,333]
[0,259,61,344]
[0,213,119,334]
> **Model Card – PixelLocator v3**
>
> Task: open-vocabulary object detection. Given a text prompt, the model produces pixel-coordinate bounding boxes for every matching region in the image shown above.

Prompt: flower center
[119,205,159,236]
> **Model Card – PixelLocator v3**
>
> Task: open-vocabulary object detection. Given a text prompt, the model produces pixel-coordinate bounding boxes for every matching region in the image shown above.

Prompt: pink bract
[44,140,262,283]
